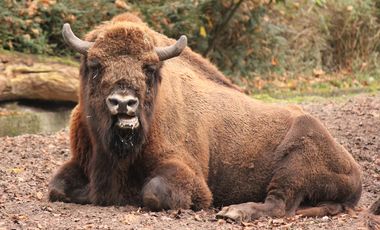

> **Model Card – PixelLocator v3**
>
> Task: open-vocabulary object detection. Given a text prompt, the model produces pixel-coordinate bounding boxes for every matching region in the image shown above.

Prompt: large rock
[0,52,79,102]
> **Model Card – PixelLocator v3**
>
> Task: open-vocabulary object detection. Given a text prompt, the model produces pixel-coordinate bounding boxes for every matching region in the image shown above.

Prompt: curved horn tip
[178,35,187,48]
[62,23,71,35]
[154,35,188,61]
[62,23,72,41]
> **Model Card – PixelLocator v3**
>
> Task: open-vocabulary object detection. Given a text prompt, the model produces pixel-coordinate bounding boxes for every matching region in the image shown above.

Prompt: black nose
[106,94,139,115]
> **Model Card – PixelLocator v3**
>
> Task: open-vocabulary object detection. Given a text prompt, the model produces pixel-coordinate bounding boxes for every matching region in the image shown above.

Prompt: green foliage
[0,0,379,94]
[136,0,266,79]
[324,1,380,71]
[249,0,380,76]
[0,0,124,55]
[0,0,267,73]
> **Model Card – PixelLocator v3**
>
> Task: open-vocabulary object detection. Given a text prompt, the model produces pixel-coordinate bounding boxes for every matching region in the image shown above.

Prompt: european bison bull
[49,14,362,221]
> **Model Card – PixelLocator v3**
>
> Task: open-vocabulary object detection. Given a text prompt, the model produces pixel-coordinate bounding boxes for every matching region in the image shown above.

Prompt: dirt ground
[0,93,379,230]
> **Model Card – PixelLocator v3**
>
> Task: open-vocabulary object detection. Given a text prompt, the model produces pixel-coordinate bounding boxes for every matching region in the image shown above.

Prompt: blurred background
[0,0,379,136]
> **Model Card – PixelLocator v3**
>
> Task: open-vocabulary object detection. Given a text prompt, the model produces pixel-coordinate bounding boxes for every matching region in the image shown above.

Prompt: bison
[49,13,362,222]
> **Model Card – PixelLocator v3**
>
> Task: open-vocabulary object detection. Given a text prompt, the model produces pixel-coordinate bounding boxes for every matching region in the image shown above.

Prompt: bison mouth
[115,114,140,130]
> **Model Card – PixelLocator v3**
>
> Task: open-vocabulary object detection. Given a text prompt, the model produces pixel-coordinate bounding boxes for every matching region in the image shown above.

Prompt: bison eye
[87,59,102,79]
[93,68,99,79]
[143,64,157,77]
[87,58,101,68]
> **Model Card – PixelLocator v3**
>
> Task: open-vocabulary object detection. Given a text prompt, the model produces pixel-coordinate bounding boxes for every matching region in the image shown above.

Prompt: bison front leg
[142,159,212,211]
[49,161,90,204]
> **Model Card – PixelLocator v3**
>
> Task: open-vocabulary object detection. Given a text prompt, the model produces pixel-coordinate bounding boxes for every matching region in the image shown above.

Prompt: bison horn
[155,35,187,61]
[62,23,94,55]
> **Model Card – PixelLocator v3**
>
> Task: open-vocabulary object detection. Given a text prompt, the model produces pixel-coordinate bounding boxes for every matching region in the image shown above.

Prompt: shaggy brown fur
[49,13,362,221]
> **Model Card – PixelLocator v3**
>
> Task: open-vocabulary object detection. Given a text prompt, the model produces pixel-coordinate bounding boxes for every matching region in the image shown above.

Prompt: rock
[321,216,329,222]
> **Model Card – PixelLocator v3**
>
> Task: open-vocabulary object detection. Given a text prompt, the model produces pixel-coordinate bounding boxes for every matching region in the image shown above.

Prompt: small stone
[273,218,284,224]
[321,216,329,222]
[217,219,226,225]
[35,191,43,200]
[193,215,202,221]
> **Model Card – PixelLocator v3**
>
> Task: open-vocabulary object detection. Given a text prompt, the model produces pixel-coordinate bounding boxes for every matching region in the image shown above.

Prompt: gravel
[0,93,379,230]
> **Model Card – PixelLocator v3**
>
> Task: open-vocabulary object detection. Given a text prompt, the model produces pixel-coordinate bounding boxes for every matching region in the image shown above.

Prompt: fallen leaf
[217,219,226,225]
[36,191,43,200]
[115,0,130,10]
[10,168,24,174]
[199,26,207,38]
[313,68,325,77]
[271,56,278,66]
[194,214,202,221]
[241,221,254,227]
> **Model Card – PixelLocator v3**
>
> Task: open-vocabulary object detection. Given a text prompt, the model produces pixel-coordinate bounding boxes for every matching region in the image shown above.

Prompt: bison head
[62,23,187,158]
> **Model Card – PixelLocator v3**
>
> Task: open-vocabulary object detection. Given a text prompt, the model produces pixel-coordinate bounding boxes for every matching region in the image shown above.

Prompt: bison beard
[109,116,146,159]
[48,13,363,222]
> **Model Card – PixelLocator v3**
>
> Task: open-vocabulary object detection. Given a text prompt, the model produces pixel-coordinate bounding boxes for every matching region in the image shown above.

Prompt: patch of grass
[251,70,380,103]
[248,69,380,100]
[252,90,377,104]
[0,112,41,136]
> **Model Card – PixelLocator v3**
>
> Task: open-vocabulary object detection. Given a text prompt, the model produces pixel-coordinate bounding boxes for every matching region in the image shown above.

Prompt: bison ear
[62,23,94,55]
[155,35,187,61]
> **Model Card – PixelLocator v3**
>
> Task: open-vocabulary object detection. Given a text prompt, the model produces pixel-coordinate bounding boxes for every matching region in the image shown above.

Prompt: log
[0,52,79,102]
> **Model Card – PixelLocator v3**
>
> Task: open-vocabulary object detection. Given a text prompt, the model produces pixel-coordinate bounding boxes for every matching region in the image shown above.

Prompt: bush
[324,1,380,71]
[0,0,124,55]
[242,0,380,77]
[136,0,266,78]
[0,0,379,89]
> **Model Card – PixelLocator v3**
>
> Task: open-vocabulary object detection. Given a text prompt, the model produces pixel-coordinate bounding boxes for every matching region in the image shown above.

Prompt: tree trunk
[0,52,79,102]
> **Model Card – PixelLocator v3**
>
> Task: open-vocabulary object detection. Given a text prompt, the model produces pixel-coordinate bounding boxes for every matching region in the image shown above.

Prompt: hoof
[48,180,69,202]
[216,202,283,222]
[216,205,250,222]
[48,187,70,203]
[142,176,171,211]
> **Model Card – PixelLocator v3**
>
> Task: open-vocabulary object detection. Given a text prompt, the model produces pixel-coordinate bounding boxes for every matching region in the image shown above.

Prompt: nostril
[106,96,120,115]
[108,98,119,106]
[107,94,139,114]
[127,99,138,107]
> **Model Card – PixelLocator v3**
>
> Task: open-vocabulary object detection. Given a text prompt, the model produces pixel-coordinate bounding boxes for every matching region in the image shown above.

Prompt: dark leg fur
[142,159,212,211]
[48,161,89,204]
[87,150,118,206]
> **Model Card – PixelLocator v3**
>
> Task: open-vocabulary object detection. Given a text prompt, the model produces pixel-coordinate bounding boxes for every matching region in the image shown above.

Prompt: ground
[0,93,379,230]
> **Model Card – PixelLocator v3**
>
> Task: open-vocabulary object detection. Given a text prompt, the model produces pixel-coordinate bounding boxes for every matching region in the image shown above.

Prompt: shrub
[0,0,379,89]
[136,0,266,79]
[324,1,380,71]
[0,0,124,55]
